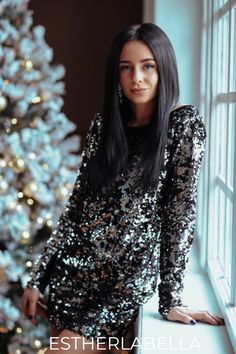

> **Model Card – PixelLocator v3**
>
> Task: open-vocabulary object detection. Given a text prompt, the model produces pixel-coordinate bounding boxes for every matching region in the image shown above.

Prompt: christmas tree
[0,0,80,352]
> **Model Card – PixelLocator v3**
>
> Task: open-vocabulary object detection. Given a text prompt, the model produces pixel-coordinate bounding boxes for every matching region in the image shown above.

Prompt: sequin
[27,105,207,344]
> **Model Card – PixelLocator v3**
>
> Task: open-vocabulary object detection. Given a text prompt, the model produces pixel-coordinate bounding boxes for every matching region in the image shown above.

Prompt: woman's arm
[158,106,207,320]
[26,113,102,294]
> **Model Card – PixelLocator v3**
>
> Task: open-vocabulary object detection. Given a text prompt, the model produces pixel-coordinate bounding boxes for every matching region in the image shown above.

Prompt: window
[200,0,236,351]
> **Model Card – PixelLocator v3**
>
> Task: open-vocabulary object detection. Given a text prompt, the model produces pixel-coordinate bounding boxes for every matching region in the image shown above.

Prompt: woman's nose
[132,68,143,83]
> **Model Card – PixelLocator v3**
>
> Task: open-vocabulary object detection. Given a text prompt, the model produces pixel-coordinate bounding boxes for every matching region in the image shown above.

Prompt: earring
[118,84,123,104]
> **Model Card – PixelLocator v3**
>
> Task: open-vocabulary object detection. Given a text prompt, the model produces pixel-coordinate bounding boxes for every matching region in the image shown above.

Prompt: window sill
[138,241,234,353]
[208,259,236,354]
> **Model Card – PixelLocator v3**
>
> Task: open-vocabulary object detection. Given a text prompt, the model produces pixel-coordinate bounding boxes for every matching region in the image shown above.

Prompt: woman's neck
[130,101,155,126]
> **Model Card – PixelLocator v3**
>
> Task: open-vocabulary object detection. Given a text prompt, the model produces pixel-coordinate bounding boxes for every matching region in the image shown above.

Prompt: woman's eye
[119,65,130,71]
[119,64,155,71]
[144,64,155,69]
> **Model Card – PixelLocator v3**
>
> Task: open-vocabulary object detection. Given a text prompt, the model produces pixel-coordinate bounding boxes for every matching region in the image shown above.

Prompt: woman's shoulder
[170,103,199,117]
[169,104,206,141]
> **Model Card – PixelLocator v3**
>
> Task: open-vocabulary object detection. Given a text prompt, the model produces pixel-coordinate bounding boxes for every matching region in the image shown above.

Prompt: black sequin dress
[27,105,207,343]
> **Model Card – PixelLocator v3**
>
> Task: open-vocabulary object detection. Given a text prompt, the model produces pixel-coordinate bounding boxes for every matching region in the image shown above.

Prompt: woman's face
[119,40,158,107]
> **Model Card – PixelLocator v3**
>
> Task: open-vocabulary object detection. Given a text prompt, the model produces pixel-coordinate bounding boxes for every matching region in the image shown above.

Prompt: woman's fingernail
[28,315,33,320]
[190,319,197,325]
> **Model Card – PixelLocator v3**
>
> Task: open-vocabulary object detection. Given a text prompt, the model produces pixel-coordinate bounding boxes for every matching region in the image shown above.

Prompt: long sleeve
[27,113,102,294]
[158,106,207,320]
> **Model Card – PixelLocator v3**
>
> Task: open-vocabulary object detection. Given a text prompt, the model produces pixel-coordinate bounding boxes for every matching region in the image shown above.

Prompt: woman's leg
[44,328,110,354]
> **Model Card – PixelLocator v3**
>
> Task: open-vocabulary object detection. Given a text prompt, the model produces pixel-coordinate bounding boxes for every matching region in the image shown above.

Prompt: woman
[21,23,224,353]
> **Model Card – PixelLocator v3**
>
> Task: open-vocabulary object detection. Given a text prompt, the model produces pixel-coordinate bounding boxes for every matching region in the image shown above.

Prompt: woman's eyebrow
[119,58,156,63]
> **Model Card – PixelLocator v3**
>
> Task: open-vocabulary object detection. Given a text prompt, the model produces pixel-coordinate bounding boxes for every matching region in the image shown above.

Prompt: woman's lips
[130,88,148,95]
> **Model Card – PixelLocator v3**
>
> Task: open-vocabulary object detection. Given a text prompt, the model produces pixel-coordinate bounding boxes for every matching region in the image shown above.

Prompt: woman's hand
[166,306,225,326]
[21,287,48,326]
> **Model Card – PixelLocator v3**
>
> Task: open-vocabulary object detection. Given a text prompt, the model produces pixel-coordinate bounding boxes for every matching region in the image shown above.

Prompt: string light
[28,153,36,159]
[29,182,37,191]
[11,118,18,125]
[42,163,48,170]
[37,217,43,224]
[20,231,31,245]
[9,201,17,209]
[0,159,7,168]
[8,157,25,173]
[0,93,7,111]
[0,179,8,194]
[25,60,33,71]
[34,339,42,348]
[22,231,30,240]
[32,96,41,104]
[27,198,34,205]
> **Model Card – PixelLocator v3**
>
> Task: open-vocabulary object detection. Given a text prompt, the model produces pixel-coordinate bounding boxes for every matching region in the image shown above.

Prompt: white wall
[143,0,203,107]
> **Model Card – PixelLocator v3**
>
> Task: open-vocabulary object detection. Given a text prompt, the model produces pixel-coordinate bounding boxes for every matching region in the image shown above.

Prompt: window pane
[218,104,227,181]
[225,198,233,287]
[218,14,229,93]
[218,0,229,7]
[230,5,236,92]
[217,188,225,270]
[228,104,235,188]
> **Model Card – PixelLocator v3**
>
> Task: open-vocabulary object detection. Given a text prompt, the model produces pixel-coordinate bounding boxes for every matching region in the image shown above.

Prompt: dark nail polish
[190,319,197,325]
[28,315,33,320]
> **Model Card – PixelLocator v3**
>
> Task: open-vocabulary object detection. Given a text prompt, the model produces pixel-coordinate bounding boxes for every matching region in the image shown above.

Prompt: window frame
[199,0,236,351]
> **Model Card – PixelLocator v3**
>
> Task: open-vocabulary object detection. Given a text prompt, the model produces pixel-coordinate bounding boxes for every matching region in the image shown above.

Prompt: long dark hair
[85,23,180,195]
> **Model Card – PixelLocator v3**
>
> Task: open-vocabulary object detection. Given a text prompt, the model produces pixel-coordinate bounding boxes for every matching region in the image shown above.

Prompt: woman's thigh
[45,329,110,354]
